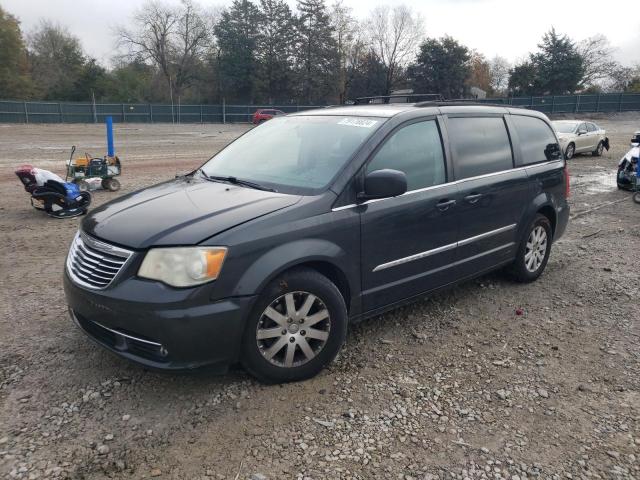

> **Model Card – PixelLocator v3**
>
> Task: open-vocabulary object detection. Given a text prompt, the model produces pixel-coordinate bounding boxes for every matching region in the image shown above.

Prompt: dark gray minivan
[64,103,569,383]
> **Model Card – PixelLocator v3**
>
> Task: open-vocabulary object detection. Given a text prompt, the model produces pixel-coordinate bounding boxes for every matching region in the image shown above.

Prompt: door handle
[436,199,456,211]
[464,193,484,204]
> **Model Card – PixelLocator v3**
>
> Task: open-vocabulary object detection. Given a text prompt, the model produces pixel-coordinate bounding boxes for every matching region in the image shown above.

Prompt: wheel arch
[537,204,557,237]
[521,193,558,242]
[232,239,358,313]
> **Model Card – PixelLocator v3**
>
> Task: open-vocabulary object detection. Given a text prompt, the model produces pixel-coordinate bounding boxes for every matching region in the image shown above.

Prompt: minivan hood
[82,177,301,249]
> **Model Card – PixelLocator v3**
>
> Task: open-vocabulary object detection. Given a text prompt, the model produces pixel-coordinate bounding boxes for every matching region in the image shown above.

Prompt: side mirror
[578,129,587,135]
[358,169,407,201]
[544,143,562,161]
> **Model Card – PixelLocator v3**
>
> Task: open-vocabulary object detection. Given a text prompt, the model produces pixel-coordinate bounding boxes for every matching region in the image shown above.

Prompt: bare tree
[330,1,358,103]
[577,35,619,87]
[489,55,511,93]
[604,64,640,92]
[365,5,424,94]
[116,0,210,99]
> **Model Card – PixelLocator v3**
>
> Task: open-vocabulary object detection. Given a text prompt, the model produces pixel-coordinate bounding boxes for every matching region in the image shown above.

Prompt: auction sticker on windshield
[337,118,378,128]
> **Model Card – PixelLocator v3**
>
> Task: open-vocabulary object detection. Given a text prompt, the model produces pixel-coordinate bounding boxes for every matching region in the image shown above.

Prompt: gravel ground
[0,115,639,480]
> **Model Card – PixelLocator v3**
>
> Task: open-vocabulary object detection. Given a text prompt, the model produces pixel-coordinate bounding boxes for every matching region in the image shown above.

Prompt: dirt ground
[1,115,639,480]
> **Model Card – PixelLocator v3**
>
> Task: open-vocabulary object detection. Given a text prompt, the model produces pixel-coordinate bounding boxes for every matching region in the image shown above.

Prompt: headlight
[138,247,227,287]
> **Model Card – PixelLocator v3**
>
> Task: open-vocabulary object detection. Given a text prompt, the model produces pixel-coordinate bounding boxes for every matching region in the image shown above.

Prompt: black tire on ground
[592,141,604,156]
[240,267,348,384]
[633,192,640,204]
[565,143,575,160]
[102,178,121,192]
[508,214,553,283]
[78,191,92,208]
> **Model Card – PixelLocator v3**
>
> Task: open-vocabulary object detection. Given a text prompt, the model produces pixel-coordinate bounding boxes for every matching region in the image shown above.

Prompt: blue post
[106,116,114,157]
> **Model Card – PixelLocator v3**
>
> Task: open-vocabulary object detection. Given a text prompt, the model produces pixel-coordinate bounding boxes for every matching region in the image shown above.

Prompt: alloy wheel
[524,226,548,273]
[256,291,331,368]
[565,144,574,159]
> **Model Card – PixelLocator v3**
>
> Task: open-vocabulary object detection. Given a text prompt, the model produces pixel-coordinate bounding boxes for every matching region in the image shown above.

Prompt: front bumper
[64,272,256,370]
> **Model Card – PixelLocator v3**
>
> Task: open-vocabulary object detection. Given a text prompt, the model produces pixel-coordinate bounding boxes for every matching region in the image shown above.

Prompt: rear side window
[448,117,513,179]
[366,120,446,190]
[511,115,561,165]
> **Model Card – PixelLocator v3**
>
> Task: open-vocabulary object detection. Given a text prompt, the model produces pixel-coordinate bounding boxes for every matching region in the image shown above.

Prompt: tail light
[564,162,570,198]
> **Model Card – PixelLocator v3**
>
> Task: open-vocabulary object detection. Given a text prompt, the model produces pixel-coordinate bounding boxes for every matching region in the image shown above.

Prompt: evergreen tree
[408,36,470,99]
[345,50,387,100]
[508,61,538,96]
[531,28,583,94]
[70,59,108,101]
[295,0,338,104]
[255,0,297,103]
[214,0,261,102]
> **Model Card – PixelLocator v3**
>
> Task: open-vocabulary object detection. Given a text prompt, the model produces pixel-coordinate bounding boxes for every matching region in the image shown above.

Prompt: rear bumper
[64,272,256,370]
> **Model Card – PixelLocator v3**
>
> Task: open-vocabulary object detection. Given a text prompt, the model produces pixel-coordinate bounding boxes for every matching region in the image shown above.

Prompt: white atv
[617,131,639,200]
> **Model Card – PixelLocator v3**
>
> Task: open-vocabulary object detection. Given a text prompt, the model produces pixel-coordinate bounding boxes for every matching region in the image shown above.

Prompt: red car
[252,109,286,125]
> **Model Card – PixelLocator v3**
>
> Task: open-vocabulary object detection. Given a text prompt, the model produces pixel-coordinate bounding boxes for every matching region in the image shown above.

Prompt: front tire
[565,143,575,160]
[241,268,347,383]
[508,214,553,283]
[633,192,640,204]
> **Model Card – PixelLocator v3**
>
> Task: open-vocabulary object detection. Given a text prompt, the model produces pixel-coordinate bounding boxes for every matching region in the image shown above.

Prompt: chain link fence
[1,93,639,123]
[0,102,323,124]
[475,93,640,113]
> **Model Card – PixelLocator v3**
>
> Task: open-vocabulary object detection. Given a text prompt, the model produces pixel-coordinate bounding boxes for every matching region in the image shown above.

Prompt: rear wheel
[565,143,575,160]
[102,178,121,192]
[633,192,640,204]
[592,141,604,156]
[241,268,347,383]
[508,214,553,283]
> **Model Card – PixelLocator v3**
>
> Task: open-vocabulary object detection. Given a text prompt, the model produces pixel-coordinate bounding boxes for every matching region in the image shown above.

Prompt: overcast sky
[4,0,640,68]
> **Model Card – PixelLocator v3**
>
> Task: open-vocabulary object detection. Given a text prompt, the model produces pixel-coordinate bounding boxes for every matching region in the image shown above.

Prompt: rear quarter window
[511,115,561,165]
[447,117,513,179]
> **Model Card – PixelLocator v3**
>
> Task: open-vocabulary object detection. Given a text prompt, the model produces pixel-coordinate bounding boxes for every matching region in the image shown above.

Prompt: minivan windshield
[552,121,578,134]
[201,115,384,194]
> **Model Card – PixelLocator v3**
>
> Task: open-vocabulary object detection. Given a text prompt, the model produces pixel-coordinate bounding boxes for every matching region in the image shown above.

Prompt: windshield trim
[197,115,387,196]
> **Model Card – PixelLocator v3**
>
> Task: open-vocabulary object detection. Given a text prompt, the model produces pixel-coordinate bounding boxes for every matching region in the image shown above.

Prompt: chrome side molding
[372,224,516,272]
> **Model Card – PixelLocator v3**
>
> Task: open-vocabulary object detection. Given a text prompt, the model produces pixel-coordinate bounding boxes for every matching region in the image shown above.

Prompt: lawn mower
[15,164,92,219]
[66,116,122,192]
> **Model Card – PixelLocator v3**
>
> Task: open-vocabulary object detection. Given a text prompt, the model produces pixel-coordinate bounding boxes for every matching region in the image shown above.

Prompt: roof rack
[354,93,444,105]
[415,99,523,109]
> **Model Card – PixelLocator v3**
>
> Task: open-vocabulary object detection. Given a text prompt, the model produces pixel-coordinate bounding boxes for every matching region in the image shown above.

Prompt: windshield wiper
[200,170,276,192]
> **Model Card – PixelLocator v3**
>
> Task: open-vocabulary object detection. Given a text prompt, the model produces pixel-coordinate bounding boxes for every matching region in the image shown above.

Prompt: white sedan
[552,120,609,159]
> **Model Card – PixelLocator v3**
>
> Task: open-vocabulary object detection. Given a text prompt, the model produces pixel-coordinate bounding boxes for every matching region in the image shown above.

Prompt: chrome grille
[66,231,133,289]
